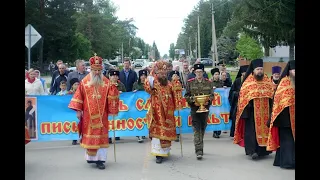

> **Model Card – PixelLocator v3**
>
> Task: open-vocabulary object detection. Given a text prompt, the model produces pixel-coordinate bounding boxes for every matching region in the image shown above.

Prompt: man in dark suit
[119,58,138,92]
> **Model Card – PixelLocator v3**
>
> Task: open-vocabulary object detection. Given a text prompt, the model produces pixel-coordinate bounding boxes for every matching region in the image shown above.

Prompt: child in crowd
[56,81,68,95]
[68,78,80,95]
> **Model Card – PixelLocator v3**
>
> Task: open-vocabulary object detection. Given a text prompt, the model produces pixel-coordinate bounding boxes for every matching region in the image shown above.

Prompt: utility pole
[189,37,192,58]
[195,35,198,59]
[211,3,219,68]
[197,15,201,59]
[121,42,124,63]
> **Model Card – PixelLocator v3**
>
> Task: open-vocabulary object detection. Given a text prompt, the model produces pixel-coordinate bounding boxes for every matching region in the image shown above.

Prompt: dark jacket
[50,70,69,95]
[119,69,138,92]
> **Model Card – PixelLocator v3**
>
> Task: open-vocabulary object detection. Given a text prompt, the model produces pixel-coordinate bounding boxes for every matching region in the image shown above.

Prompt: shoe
[138,137,143,143]
[174,138,179,142]
[142,136,146,139]
[115,137,120,140]
[196,151,203,160]
[213,133,220,138]
[109,138,113,144]
[72,140,77,145]
[251,153,259,160]
[156,156,163,164]
[96,162,105,169]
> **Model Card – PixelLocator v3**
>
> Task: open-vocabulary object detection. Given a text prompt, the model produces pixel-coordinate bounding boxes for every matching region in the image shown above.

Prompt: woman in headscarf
[25,68,45,95]
[34,70,47,93]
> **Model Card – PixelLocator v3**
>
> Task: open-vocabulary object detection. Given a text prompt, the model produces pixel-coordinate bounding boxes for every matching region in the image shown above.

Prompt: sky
[113,0,200,56]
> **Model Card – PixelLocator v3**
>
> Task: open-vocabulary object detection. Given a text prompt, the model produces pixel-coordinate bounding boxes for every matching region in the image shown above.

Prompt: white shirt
[25,78,45,95]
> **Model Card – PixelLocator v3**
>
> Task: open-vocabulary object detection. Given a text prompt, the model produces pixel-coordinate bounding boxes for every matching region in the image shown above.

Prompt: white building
[262,46,295,62]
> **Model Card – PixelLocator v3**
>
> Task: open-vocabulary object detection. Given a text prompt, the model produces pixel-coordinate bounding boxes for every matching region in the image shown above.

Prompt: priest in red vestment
[68,54,120,170]
[233,58,274,160]
[267,60,295,169]
[144,60,182,164]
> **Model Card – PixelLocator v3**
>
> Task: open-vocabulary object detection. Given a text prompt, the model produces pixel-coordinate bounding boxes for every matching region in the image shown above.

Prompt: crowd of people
[25,55,295,170]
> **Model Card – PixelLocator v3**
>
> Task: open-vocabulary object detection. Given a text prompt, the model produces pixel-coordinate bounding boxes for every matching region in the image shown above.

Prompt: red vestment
[144,77,182,148]
[267,76,295,151]
[68,75,119,156]
[234,74,274,147]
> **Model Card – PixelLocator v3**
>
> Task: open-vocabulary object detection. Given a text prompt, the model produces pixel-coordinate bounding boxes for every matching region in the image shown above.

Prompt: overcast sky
[113,0,200,56]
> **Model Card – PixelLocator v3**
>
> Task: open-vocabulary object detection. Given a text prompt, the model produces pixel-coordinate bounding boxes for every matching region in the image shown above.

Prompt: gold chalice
[194,94,210,113]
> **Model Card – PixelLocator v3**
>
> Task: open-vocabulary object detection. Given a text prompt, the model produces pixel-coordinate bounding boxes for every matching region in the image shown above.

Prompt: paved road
[26,133,294,180]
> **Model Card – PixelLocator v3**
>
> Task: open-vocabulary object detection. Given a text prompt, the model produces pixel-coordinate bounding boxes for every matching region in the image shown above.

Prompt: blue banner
[25,88,231,142]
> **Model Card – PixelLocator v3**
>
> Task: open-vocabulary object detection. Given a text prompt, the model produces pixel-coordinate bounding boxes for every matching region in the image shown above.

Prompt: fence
[239,60,287,74]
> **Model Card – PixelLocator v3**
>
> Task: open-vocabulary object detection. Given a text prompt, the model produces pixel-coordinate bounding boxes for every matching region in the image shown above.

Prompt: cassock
[267,60,295,169]
[233,59,274,159]
[229,65,248,137]
[271,66,282,91]
[144,61,182,158]
[68,54,119,168]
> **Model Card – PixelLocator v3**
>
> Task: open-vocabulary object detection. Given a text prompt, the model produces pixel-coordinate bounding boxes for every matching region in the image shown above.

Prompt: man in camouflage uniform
[184,64,214,159]
[210,68,223,138]
[108,69,126,142]
[132,69,147,92]
[109,70,126,93]
[133,69,147,142]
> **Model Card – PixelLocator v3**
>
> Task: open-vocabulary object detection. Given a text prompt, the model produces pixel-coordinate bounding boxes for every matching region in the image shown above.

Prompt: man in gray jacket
[67,60,89,91]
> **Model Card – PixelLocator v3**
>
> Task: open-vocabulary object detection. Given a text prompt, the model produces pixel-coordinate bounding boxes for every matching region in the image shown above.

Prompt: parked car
[142,61,154,70]
[134,59,147,68]
[68,67,77,72]
[200,58,213,66]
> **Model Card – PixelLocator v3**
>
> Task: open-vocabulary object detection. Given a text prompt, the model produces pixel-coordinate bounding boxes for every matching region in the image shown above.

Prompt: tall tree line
[174,0,295,62]
[25,0,155,70]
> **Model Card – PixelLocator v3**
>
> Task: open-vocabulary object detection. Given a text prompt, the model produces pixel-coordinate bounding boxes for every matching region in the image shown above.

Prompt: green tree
[152,41,160,60]
[217,35,239,64]
[176,0,233,58]
[236,34,263,60]
[225,0,295,58]
[71,32,92,60]
[169,43,175,60]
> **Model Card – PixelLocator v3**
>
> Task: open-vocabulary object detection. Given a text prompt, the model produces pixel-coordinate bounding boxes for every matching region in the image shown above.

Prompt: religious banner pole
[113,115,116,162]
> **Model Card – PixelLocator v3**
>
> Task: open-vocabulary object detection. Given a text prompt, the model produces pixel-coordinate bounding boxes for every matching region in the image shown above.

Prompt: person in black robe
[267,60,295,169]
[233,59,274,160]
[271,66,282,91]
[228,65,249,137]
